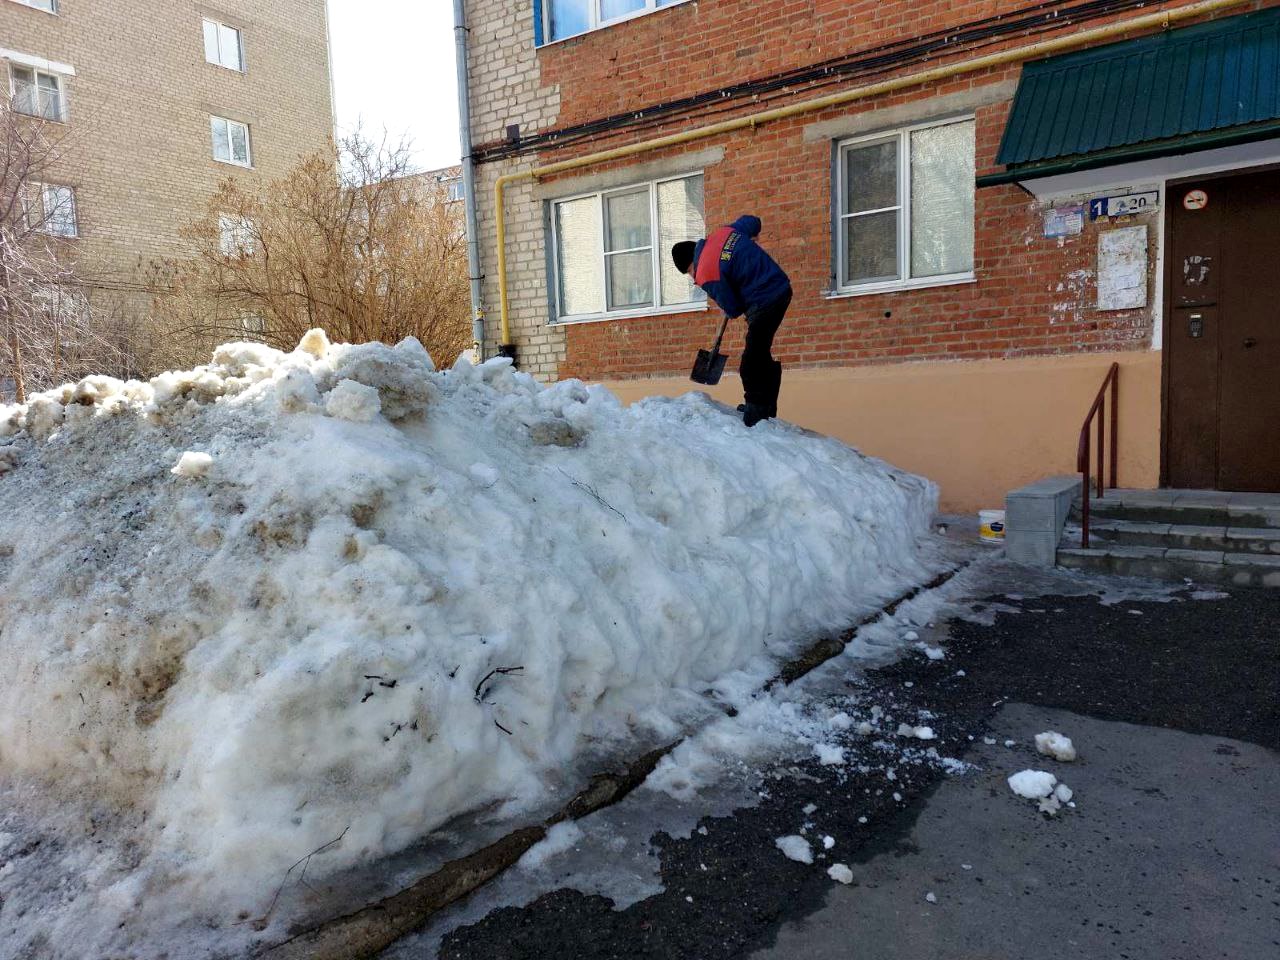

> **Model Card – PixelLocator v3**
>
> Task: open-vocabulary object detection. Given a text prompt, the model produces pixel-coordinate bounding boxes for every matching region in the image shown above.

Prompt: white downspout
[453,0,485,361]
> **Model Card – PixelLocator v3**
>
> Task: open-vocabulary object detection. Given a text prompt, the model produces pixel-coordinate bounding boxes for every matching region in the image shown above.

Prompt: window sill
[538,0,695,49]
[213,157,253,170]
[552,300,708,326]
[206,61,247,75]
[7,1,58,16]
[823,274,976,300]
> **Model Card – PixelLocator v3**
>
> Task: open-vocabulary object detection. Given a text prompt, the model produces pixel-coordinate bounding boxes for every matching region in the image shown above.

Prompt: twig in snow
[253,826,350,928]
[557,468,627,522]
[474,665,524,702]
[494,719,513,735]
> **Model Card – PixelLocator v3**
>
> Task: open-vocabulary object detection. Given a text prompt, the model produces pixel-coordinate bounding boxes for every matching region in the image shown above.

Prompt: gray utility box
[1005,476,1079,566]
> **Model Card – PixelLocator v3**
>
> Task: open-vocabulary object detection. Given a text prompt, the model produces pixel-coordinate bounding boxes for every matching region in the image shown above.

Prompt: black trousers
[741,288,790,412]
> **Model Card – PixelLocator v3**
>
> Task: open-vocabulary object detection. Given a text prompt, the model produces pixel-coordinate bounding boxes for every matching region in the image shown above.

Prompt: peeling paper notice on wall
[1096,225,1148,311]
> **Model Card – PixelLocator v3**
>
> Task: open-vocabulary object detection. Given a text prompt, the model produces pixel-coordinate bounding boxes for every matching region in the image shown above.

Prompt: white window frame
[210,115,252,167]
[542,0,693,45]
[550,172,707,325]
[37,183,78,238]
[202,17,244,72]
[8,64,66,122]
[8,0,59,15]
[835,115,976,296]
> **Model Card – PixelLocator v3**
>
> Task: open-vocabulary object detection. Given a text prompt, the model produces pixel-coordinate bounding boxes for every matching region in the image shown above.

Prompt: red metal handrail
[1077,362,1119,548]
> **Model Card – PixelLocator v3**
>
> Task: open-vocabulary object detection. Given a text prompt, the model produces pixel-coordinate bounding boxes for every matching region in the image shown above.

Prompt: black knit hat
[671,241,696,275]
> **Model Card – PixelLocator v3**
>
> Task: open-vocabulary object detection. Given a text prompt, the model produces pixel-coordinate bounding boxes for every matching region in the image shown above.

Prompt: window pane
[230,123,249,164]
[219,24,242,70]
[845,210,899,284]
[203,19,219,63]
[657,175,705,306]
[43,186,76,237]
[548,0,591,41]
[910,121,975,278]
[211,117,230,160]
[843,139,898,213]
[11,68,35,116]
[606,250,653,310]
[36,73,61,120]
[555,196,602,316]
[604,187,650,251]
[600,0,645,21]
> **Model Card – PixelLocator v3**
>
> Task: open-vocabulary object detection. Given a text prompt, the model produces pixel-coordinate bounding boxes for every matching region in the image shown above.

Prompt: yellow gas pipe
[494,0,1249,351]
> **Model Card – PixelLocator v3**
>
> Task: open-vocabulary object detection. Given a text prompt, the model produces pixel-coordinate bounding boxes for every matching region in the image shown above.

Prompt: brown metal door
[1165,169,1280,491]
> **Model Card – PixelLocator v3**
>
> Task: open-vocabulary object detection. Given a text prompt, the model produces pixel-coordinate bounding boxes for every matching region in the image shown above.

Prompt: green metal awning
[980,7,1280,186]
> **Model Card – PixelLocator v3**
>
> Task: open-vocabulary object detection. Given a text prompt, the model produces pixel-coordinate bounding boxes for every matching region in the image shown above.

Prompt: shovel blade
[690,348,728,385]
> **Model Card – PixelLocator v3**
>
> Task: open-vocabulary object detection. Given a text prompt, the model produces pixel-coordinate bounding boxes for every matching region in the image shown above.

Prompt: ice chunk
[1035,731,1077,762]
[827,863,854,884]
[517,821,583,871]
[897,723,936,740]
[822,835,835,850]
[1007,769,1058,800]
[171,451,213,479]
[1053,783,1073,803]
[814,743,845,766]
[324,379,382,422]
[828,712,853,731]
[775,835,813,864]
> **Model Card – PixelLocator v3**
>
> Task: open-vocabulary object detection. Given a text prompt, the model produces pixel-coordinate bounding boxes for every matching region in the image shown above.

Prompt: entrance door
[1165,168,1280,492]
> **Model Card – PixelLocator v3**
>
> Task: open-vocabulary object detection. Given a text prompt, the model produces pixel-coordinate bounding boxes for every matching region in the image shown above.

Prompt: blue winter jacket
[691,215,791,319]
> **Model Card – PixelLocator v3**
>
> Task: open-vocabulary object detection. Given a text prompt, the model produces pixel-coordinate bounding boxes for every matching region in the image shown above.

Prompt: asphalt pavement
[410,579,1280,960]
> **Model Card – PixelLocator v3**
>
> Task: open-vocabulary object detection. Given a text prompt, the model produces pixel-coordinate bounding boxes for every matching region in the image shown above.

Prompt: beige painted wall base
[600,352,1161,514]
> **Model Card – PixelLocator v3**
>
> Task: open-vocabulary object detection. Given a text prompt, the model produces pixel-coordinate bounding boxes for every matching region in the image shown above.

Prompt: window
[218,214,255,256]
[202,18,244,71]
[543,0,686,43]
[446,179,464,203]
[210,116,251,166]
[9,65,65,121]
[551,173,705,321]
[11,1,58,13]
[836,117,975,293]
[39,184,77,237]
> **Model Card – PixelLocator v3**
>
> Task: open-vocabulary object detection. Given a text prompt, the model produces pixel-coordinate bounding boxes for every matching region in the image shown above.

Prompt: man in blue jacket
[672,215,791,427]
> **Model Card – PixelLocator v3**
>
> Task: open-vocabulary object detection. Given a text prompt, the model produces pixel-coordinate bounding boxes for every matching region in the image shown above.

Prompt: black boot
[742,403,771,427]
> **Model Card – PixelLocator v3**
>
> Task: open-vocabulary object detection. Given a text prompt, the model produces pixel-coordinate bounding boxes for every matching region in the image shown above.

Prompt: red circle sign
[1183,189,1208,210]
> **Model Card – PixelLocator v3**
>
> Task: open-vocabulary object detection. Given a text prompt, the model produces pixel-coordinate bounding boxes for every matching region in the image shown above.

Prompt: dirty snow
[0,333,936,957]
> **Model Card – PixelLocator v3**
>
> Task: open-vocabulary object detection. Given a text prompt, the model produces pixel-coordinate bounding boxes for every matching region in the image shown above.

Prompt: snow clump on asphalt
[1008,770,1075,816]
[0,332,936,956]
[1035,730,1078,762]
[827,863,853,884]
[776,835,814,864]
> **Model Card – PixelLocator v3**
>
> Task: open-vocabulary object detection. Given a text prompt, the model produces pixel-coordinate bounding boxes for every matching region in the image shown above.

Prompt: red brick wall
[518,0,1270,381]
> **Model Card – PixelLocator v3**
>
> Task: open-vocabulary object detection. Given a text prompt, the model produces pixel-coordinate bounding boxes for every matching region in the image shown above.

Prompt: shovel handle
[710,315,730,353]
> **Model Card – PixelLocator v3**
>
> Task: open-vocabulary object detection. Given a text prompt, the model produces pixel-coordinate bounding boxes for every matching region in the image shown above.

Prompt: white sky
[327,0,462,172]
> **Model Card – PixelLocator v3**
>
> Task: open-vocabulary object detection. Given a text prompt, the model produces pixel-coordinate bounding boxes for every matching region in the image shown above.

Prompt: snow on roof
[0,330,936,954]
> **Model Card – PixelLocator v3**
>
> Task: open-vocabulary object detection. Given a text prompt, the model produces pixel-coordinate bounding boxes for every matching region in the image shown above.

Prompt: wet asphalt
[417,585,1280,960]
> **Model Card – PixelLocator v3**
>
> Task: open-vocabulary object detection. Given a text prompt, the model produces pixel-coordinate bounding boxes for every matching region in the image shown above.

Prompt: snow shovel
[690,315,730,385]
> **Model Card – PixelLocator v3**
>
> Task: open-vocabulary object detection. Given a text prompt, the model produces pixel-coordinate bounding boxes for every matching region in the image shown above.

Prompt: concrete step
[1064,520,1280,554]
[1068,492,1280,529]
[1057,544,1280,588]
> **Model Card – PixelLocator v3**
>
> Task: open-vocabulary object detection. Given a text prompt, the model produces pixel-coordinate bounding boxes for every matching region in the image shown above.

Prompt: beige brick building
[0,0,334,306]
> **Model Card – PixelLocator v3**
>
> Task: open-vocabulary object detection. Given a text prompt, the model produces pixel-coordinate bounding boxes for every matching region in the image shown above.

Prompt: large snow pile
[0,332,936,953]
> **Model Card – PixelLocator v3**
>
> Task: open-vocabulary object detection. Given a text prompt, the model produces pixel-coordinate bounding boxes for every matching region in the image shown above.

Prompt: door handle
[1243,337,1258,349]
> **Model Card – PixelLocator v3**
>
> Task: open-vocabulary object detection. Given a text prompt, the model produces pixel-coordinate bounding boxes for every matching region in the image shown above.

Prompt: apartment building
[0,0,334,308]
[459,0,1280,512]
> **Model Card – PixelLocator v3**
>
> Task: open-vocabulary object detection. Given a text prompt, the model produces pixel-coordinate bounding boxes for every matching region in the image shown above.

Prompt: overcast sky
[327,0,462,172]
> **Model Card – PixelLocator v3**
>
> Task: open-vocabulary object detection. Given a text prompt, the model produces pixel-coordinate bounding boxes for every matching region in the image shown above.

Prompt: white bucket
[978,509,1006,544]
